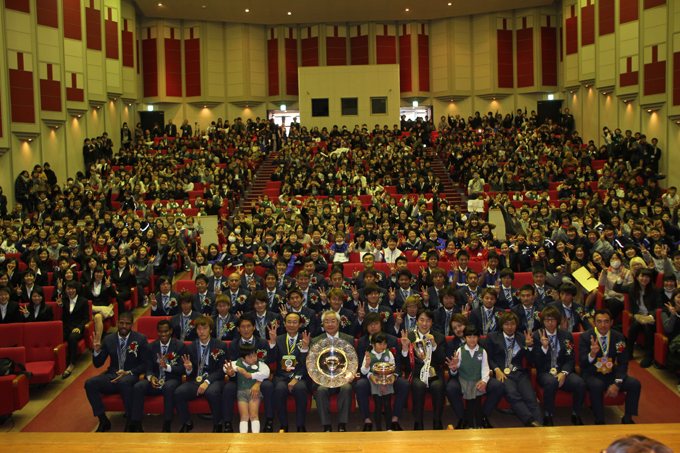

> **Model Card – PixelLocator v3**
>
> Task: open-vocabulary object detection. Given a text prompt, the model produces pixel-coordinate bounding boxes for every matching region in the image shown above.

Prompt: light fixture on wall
[112,97,117,101]
[412,101,418,107]
[548,94,554,100]
[148,105,154,111]
[648,110,652,113]
[281,104,287,111]
[203,105,207,108]
[623,100,627,103]
[77,115,81,118]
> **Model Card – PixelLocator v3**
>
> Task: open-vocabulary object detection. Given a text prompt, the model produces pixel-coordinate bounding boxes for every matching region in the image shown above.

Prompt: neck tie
[119,337,127,367]
[505,288,511,300]
[565,307,573,331]
[162,344,168,357]
[526,307,534,330]
[231,292,236,303]
[163,295,169,311]
[370,307,378,313]
[288,337,295,350]
[445,311,452,335]
[601,336,608,356]
[268,291,275,304]
[505,337,515,369]
[402,289,409,299]
[409,317,416,330]
[303,291,308,306]
[200,293,205,303]
[257,317,265,336]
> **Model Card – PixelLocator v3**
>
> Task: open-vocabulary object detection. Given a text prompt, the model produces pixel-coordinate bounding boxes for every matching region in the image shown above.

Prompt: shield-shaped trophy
[307,337,358,388]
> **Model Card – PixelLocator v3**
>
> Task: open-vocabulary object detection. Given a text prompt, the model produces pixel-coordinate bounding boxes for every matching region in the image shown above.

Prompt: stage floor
[3,424,679,452]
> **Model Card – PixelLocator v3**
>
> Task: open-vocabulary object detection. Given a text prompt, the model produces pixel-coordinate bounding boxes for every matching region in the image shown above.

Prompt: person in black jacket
[0,286,22,323]
[59,281,90,379]
[20,286,54,322]
[111,255,136,313]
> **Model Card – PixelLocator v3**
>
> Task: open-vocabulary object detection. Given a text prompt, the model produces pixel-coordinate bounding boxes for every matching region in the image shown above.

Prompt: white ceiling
[135,0,555,25]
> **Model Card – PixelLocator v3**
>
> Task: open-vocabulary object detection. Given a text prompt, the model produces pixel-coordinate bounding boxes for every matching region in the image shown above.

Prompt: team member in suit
[548,283,593,333]
[355,284,395,336]
[579,309,641,424]
[302,258,327,293]
[150,276,181,317]
[208,262,229,295]
[131,319,187,432]
[19,287,54,322]
[212,295,240,342]
[354,270,388,308]
[532,267,556,306]
[223,314,275,432]
[311,310,357,432]
[281,288,318,337]
[59,282,89,379]
[458,269,483,311]
[397,296,423,337]
[532,306,586,426]
[354,254,388,290]
[401,308,447,430]
[0,286,22,323]
[469,288,504,335]
[267,312,312,432]
[319,288,356,337]
[262,270,286,313]
[111,255,136,313]
[422,268,447,310]
[225,272,252,314]
[355,312,409,431]
[295,270,322,310]
[390,270,420,311]
[495,269,519,310]
[433,285,460,336]
[240,257,264,291]
[512,284,545,333]
[174,317,227,433]
[171,291,202,341]
[445,313,503,429]
[247,291,280,340]
[192,274,217,316]
[484,312,543,427]
[84,312,148,432]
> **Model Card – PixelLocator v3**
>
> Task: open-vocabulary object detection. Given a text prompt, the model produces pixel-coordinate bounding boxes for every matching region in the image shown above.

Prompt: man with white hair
[310,310,356,432]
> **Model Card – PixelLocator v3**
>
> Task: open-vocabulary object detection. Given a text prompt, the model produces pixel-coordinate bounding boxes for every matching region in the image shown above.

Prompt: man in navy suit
[432,285,461,336]
[295,270,322,311]
[445,314,503,429]
[212,296,240,342]
[174,317,227,432]
[496,268,519,310]
[354,254,388,290]
[208,262,229,295]
[318,288,356,337]
[355,312,409,431]
[84,312,148,432]
[469,288,504,335]
[267,312,312,432]
[240,257,264,292]
[579,309,641,425]
[512,284,545,333]
[263,270,286,313]
[171,292,202,341]
[247,292,281,340]
[302,258,327,293]
[225,272,251,314]
[484,312,543,427]
[422,268,446,310]
[282,288,318,337]
[355,284,395,336]
[192,274,216,316]
[355,270,388,307]
[131,319,187,432]
[150,276,180,317]
[532,307,586,426]
[389,270,420,311]
[222,314,276,432]
[549,283,593,333]
[458,269,483,311]
[532,267,556,306]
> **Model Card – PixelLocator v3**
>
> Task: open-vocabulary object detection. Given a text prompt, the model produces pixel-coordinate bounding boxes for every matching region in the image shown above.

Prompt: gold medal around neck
[504,368,511,375]
[550,368,557,376]
[196,376,203,383]
[158,378,165,386]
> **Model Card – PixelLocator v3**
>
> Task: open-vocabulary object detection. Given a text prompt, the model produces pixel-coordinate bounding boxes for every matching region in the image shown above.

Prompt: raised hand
[589,335,600,358]
[223,360,235,376]
[394,310,404,327]
[364,351,371,368]
[158,353,167,369]
[301,331,311,350]
[421,286,430,302]
[279,304,288,318]
[182,354,192,370]
[357,301,366,320]
[539,329,550,349]
[445,353,460,372]
[389,287,396,302]
[666,302,677,317]
[400,329,410,351]
[524,330,534,347]
[267,323,278,344]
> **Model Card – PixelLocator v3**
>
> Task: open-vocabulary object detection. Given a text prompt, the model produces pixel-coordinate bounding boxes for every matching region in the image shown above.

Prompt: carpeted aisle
[626,361,679,424]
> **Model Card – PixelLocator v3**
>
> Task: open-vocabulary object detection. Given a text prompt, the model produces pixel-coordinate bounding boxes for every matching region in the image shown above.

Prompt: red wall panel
[599,0,615,35]
[326,37,346,66]
[565,15,578,55]
[136,39,140,73]
[497,29,514,88]
[36,0,58,28]
[376,35,396,64]
[418,33,430,92]
[267,38,279,96]
[620,57,638,87]
[674,53,680,105]
[5,0,29,13]
[541,27,557,86]
[121,22,134,68]
[301,37,318,67]
[581,3,595,46]
[644,61,666,95]
[399,33,411,92]
[85,6,101,51]
[644,0,665,9]
[66,73,84,102]
[142,37,158,97]
[351,35,369,65]
[517,27,534,88]
[620,0,639,24]
[285,37,298,95]
[40,79,61,111]
[63,0,81,40]
[184,37,201,97]
[105,15,118,59]
[9,63,35,123]
[165,34,182,97]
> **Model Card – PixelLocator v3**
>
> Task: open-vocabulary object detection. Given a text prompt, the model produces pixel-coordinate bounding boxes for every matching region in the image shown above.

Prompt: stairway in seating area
[240,151,279,214]
[427,148,466,212]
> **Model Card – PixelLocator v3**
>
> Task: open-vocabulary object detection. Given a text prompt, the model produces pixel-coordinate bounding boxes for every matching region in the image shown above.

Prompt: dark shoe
[124,423,131,432]
[223,422,233,433]
[61,369,73,379]
[572,415,584,426]
[455,419,468,429]
[323,425,332,432]
[413,422,424,430]
[280,425,289,432]
[526,418,542,427]
[595,420,606,425]
[264,418,274,432]
[640,357,653,368]
[197,413,212,421]
[297,426,307,432]
[136,425,144,433]
[481,417,493,429]
[622,416,635,424]
[363,423,373,431]
[495,408,515,416]
[96,422,111,433]
[433,421,444,430]
[338,423,346,432]
[178,421,194,433]
[390,422,403,431]
[162,421,172,433]
[544,416,554,427]
[213,424,222,433]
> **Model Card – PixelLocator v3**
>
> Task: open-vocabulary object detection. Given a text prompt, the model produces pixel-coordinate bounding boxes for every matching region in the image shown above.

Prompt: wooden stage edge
[3,424,680,453]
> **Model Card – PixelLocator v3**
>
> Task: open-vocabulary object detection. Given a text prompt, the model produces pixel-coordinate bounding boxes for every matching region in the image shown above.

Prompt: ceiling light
[158,3,162,6]
[148,105,154,111]
[448,2,452,5]
[28,139,32,142]
[603,92,606,95]
[245,8,249,12]
[55,126,59,129]
[281,104,287,111]
[648,110,652,112]
[96,106,100,109]
[203,105,207,108]
[77,115,81,118]
[412,101,418,107]
[585,85,589,87]
[623,100,627,103]
[405,8,410,11]
[287,11,291,15]
[202,5,206,8]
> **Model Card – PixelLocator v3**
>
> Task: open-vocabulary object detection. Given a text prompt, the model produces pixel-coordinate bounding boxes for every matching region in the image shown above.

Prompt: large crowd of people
[0,105,678,434]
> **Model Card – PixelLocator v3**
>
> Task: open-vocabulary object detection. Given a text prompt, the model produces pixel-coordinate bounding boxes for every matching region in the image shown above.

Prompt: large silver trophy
[307,337,358,388]
[412,337,435,387]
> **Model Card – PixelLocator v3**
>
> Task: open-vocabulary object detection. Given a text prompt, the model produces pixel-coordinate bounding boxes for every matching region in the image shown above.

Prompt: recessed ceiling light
[287,11,291,15]
[245,8,249,12]
[202,5,206,8]
[448,2,452,5]
[203,105,207,108]
[158,3,162,6]
[648,110,652,112]
[405,8,410,11]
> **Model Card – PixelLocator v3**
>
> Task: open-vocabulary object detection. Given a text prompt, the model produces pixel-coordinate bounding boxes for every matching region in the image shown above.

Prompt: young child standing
[360,332,396,431]
[448,325,489,429]
[224,344,271,433]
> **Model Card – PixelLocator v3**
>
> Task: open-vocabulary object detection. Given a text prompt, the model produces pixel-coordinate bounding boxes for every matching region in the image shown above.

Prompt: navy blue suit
[132,338,187,422]
[212,313,240,341]
[263,288,287,313]
[469,306,504,335]
[207,275,229,295]
[240,273,264,292]
[269,333,310,427]
[355,269,389,290]
[548,301,592,333]
[496,286,519,310]
[225,288,252,314]
[85,331,149,419]
[359,305,395,337]
[171,311,202,341]
[458,286,483,310]
[151,291,180,317]
[192,291,217,316]
[511,302,545,333]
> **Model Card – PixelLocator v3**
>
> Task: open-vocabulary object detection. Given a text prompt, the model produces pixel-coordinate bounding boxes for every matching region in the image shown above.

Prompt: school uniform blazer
[61,296,89,333]
[212,313,241,342]
[192,291,217,315]
[482,331,533,373]
[152,291,181,317]
[185,338,227,385]
[170,311,202,341]
[0,302,22,324]
[531,328,575,375]
[578,328,628,381]
[496,286,520,310]
[511,302,546,333]
[145,338,187,381]
[93,331,148,376]
[23,303,54,322]
[468,306,504,334]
